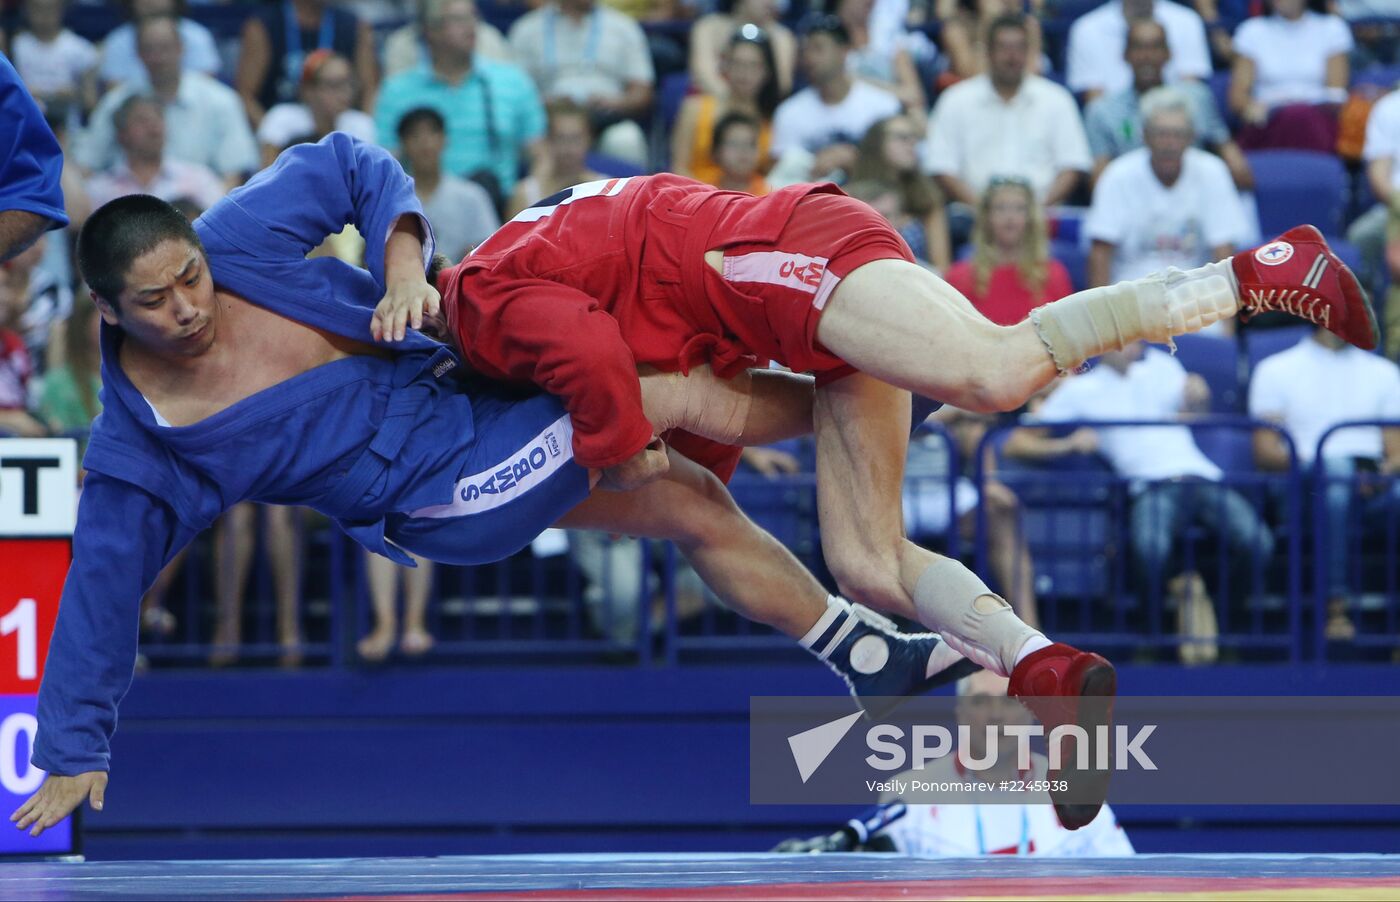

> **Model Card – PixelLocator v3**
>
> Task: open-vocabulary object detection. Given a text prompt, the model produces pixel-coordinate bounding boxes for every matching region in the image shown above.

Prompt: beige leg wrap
[638,365,753,444]
[912,557,1041,677]
[1029,260,1241,372]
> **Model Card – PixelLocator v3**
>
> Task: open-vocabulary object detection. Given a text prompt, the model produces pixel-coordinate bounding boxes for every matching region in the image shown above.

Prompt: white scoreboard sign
[0,439,77,536]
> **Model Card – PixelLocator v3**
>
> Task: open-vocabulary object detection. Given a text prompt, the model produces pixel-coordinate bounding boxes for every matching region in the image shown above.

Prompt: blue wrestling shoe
[803,597,982,719]
[911,394,944,432]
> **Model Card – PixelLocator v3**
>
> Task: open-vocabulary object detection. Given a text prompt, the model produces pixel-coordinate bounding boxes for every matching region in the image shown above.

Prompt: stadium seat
[1244,323,1311,367]
[658,72,691,134]
[1246,150,1348,237]
[1173,332,1241,413]
[585,153,647,179]
[1193,424,1256,474]
[1352,64,1400,91]
[1050,238,1087,291]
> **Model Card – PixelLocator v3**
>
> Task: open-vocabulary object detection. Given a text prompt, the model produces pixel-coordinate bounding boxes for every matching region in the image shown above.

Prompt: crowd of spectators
[2,0,1399,665]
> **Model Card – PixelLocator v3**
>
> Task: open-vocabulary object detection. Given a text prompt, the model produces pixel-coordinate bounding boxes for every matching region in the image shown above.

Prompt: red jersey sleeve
[453,276,656,470]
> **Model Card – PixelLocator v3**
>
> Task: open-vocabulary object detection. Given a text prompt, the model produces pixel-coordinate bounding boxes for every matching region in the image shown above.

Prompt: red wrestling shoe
[1234,225,1379,351]
[1008,642,1117,831]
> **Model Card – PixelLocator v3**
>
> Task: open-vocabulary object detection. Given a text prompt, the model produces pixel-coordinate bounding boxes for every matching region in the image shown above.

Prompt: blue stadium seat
[585,153,646,179]
[1244,323,1311,367]
[1193,424,1255,474]
[1207,71,1239,131]
[1050,238,1087,291]
[1173,333,1241,413]
[658,72,691,134]
[1352,64,1400,91]
[1246,150,1348,236]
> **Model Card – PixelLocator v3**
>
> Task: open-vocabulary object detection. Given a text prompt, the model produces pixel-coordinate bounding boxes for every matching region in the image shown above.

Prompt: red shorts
[702,190,915,385]
[673,191,915,482]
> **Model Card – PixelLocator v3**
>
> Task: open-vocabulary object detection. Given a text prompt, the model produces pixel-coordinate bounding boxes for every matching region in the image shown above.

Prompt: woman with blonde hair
[942,176,1072,325]
[851,114,951,270]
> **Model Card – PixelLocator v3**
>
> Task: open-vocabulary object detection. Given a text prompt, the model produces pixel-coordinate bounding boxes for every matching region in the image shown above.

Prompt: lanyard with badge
[974,804,1030,855]
[281,1,335,102]
[542,7,602,82]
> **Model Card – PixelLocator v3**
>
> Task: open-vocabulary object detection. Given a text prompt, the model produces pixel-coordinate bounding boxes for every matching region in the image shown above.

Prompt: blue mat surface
[6,852,1400,900]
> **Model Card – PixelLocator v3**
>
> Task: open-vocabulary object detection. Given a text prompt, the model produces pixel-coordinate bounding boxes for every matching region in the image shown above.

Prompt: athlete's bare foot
[400,629,435,657]
[357,627,396,662]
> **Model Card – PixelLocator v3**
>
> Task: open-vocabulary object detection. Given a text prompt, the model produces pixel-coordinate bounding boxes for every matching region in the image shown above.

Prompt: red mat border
[319,875,1400,901]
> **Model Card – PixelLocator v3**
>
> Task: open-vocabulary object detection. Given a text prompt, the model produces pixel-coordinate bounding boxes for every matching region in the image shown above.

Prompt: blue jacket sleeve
[204,131,433,290]
[0,52,68,228]
[33,474,196,776]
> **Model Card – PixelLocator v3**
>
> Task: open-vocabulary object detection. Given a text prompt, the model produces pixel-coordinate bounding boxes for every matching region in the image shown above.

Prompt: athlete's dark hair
[78,194,205,307]
[427,252,452,286]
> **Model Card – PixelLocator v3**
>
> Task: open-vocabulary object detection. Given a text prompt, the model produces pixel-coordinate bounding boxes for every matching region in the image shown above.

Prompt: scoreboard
[0,439,78,857]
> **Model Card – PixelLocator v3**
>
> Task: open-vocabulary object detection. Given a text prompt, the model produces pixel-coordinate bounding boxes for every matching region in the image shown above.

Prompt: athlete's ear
[91,290,121,327]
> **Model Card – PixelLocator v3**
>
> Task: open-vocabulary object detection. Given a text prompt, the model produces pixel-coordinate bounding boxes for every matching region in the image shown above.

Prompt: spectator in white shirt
[381,3,513,77]
[1086,87,1247,292]
[397,107,501,263]
[1346,86,1400,336]
[77,15,259,190]
[923,14,1091,208]
[835,0,927,129]
[256,49,377,168]
[84,94,226,212]
[769,15,902,184]
[1066,0,1211,102]
[1083,19,1251,192]
[98,0,222,89]
[1229,0,1352,152]
[1006,343,1276,663]
[1250,327,1400,641]
[508,0,655,167]
[9,0,99,120]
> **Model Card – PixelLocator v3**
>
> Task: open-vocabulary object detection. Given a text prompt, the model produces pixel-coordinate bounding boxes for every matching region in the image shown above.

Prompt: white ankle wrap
[912,557,1040,677]
[1029,261,1241,372]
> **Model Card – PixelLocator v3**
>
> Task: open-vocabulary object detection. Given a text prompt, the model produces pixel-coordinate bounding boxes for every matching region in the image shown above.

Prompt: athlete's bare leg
[557,449,825,639]
[558,447,980,710]
[812,257,1242,412]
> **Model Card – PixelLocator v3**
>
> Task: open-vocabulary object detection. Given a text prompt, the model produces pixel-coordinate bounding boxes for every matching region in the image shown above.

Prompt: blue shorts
[385,387,591,566]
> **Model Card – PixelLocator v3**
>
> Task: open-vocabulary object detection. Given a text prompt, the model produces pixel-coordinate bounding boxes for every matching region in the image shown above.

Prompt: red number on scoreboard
[0,540,69,694]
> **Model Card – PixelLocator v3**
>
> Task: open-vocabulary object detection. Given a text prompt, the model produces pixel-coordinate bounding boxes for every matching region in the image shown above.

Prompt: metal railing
[59,417,1394,669]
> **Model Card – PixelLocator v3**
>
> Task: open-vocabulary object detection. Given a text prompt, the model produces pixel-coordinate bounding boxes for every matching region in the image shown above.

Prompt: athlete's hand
[11,771,107,837]
[599,438,669,491]
[372,277,442,343]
